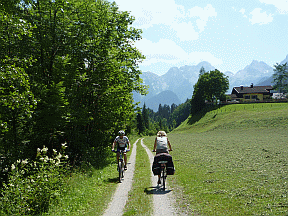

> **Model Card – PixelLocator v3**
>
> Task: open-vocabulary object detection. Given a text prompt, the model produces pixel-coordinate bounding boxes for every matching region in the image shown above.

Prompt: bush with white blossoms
[0,143,70,215]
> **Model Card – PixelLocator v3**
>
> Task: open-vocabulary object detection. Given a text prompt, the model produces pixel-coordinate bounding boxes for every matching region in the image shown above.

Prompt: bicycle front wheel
[121,162,124,178]
[118,161,122,183]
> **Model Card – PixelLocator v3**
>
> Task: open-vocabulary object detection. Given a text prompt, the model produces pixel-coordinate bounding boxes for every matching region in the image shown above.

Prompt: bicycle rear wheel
[162,166,166,190]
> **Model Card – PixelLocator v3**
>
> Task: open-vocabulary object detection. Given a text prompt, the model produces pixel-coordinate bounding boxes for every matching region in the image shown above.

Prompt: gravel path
[141,139,180,216]
[103,138,185,216]
[103,138,139,216]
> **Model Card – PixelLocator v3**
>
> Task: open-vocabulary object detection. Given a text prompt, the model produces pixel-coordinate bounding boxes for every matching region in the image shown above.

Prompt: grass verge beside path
[145,103,288,215]
[123,138,153,216]
[44,136,139,216]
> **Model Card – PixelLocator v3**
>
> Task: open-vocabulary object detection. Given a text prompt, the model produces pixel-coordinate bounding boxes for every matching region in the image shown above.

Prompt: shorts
[156,149,168,154]
[117,146,127,152]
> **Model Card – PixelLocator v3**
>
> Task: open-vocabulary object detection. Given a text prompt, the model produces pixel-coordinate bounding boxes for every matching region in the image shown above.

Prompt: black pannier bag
[152,153,175,175]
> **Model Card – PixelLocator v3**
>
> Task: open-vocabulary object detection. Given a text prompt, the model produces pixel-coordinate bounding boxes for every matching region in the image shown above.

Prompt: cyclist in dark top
[112,130,130,170]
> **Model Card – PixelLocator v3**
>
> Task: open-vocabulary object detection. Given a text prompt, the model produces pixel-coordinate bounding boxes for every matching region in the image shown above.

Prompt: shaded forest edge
[0,0,145,214]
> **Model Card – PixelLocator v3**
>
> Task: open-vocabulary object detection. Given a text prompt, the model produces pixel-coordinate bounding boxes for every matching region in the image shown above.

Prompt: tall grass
[44,136,139,216]
[146,103,288,215]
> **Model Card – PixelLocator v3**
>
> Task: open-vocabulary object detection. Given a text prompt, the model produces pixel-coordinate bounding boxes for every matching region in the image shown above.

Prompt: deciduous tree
[273,63,288,93]
[191,69,229,115]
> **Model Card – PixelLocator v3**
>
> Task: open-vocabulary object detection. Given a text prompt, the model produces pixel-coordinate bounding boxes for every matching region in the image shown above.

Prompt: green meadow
[145,103,288,215]
[44,103,288,215]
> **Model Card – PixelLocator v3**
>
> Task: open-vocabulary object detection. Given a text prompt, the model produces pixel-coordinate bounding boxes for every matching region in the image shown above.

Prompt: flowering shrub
[0,143,70,215]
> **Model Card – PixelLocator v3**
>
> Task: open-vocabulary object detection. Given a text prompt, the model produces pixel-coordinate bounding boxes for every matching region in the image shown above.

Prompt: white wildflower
[56,153,62,159]
[11,164,16,170]
[21,159,28,165]
[53,149,57,154]
[64,155,69,159]
[55,159,61,166]
[61,142,67,149]
[44,156,49,163]
[39,157,44,161]
[37,148,41,152]
[42,146,48,154]
[17,159,21,164]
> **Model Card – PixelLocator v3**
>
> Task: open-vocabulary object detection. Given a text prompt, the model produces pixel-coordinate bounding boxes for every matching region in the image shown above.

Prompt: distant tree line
[136,67,231,135]
[136,99,191,135]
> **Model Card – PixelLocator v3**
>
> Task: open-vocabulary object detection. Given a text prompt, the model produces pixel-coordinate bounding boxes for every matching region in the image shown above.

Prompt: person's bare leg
[116,152,120,163]
[124,153,127,169]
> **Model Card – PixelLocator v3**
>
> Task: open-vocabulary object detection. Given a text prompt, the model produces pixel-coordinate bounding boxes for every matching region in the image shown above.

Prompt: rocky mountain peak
[280,54,288,64]
[135,55,287,109]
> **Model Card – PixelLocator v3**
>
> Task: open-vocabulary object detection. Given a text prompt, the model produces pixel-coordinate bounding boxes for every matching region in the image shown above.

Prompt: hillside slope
[172,103,288,134]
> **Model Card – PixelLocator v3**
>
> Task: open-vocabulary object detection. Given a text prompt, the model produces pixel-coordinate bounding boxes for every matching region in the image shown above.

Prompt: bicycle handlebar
[112,149,130,153]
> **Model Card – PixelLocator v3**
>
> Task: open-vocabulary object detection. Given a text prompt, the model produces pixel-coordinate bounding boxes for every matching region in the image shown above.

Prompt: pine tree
[142,103,149,130]
[136,113,145,135]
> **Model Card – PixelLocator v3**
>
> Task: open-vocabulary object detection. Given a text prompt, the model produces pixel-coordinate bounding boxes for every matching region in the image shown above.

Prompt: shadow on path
[105,177,119,184]
[144,186,172,195]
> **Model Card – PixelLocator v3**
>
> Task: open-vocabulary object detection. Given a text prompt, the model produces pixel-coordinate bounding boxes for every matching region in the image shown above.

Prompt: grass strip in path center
[141,139,179,216]
[123,138,153,216]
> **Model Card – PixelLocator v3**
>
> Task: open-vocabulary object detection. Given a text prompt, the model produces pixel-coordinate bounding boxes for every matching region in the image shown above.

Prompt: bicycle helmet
[118,130,125,136]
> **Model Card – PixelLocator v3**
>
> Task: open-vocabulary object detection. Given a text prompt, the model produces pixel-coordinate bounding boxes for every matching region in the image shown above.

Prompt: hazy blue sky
[109,0,288,75]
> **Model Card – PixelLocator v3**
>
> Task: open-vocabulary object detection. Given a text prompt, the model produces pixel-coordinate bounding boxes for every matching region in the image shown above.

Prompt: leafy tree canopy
[0,0,146,164]
[191,69,229,115]
[273,62,288,93]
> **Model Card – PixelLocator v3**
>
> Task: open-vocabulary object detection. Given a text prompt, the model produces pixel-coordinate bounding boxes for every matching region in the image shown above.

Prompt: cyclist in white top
[153,131,172,184]
[153,131,172,154]
[112,130,130,170]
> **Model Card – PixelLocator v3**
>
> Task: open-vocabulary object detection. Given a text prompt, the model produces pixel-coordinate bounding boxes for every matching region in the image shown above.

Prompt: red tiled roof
[232,85,273,94]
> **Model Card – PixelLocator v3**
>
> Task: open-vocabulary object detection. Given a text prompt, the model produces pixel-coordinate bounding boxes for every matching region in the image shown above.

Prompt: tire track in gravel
[103,138,140,216]
[141,139,184,216]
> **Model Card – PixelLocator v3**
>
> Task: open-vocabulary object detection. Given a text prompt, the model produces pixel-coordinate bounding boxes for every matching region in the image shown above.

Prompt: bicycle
[153,150,172,191]
[113,149,129,183]
[158,160,168,190]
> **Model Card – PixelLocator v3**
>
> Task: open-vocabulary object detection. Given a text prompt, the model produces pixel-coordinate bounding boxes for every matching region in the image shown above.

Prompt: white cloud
[134,38,222,67]
[135,38,185,66]
[249,8,273,25]
[172,22,199,41]
[239,8,248,18]
[112,0,216,41]
[188,4,217,32]
[259,0,288,14]
[113,0,185,29]
[239,8,245,14]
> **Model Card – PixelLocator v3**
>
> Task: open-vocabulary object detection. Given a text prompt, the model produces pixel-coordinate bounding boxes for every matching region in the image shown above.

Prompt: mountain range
[134,55,288,111]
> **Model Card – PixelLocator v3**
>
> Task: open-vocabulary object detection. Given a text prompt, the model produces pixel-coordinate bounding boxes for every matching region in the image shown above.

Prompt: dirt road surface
[103,138,186,216]
[103,139,139,216]
[141,139,180,216]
